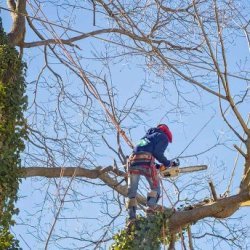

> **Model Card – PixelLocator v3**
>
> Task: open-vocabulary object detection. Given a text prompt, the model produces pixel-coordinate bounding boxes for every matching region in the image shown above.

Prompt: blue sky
[1,1,250,249]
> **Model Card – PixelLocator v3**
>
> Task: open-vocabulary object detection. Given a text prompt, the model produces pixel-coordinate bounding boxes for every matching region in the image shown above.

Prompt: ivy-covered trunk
[0,18,27,249]
[111,210,174,250]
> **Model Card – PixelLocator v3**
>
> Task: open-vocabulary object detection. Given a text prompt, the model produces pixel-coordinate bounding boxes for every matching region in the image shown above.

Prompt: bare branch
[233,144,247,158]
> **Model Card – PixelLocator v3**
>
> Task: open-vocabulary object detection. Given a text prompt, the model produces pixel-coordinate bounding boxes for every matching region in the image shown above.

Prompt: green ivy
[111,210,174,250]
[0,18,27,249]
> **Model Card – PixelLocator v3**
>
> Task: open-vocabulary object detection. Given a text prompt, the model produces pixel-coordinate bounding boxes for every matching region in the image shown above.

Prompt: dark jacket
[133,128,171,167]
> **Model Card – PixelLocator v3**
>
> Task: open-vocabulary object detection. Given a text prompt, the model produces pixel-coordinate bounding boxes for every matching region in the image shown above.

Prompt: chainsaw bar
[179,165,207,174]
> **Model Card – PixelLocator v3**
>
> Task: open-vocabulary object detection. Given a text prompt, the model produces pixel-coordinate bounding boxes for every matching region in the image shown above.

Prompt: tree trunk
[7,0,26,46]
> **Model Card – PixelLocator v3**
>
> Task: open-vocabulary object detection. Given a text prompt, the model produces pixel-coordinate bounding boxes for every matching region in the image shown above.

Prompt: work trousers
[127,169,161,219]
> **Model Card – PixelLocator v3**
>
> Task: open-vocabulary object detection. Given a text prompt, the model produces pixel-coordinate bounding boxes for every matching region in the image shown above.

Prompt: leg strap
[126,197,138,208]
[147,190,158,198]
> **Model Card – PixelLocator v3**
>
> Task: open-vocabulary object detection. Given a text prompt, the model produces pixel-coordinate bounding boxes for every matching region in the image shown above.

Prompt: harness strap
[129,152,154,166]
[129,169,151,178]
[127,152,159,188]
[129,152,152,160]
[151,164,158,188]
[147,190,158,198]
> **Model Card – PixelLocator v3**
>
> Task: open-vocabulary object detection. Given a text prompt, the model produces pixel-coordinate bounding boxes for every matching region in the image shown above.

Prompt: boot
[126,218,137,233]
[146,206,163,216]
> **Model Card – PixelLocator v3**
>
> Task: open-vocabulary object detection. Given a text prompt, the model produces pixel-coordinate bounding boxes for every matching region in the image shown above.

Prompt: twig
[209,180,218,201]
[233,144,247,158]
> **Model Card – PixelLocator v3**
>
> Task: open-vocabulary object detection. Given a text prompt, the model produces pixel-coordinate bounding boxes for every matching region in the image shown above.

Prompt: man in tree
[126,124,178,224]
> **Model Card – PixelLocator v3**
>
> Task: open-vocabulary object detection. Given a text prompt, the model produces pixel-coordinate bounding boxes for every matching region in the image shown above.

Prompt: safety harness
[127,151,158,188]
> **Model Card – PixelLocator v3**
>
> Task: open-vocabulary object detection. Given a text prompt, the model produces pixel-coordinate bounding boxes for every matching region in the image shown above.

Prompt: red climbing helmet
[157,124,172,143]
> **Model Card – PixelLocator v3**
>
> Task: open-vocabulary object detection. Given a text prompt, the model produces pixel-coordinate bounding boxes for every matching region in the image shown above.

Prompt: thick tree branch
[168,191,250,233]
[22,166,125,178]
[21,166,150,206]
[22,166,250,233]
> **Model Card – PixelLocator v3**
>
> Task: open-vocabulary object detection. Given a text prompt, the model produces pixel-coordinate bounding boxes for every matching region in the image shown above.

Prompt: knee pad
[126,197,138,209]
[147,190,160,203]
[147,190,158,198]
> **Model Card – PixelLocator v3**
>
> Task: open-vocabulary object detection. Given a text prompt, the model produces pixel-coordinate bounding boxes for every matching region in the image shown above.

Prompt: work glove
[171,159,180,167]
[159,159,180,177]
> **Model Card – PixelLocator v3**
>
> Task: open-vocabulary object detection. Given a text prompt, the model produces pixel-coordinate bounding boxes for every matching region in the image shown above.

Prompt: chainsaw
[159,159,207,178]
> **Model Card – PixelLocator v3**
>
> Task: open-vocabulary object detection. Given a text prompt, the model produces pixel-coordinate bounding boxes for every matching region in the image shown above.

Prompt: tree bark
[7,0,26,46]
